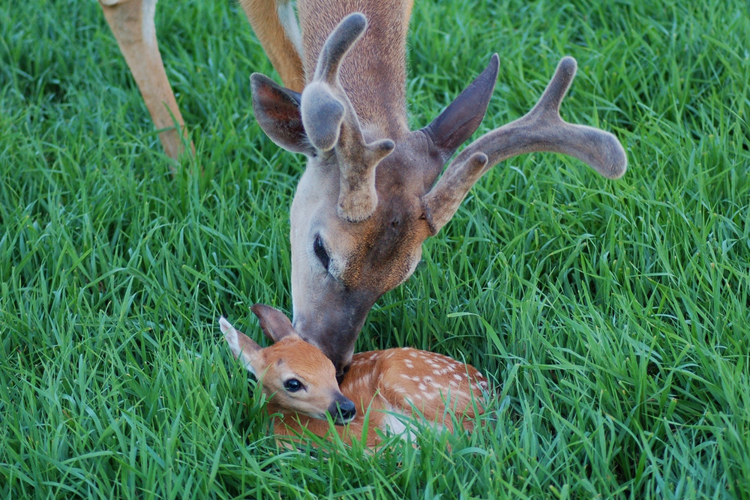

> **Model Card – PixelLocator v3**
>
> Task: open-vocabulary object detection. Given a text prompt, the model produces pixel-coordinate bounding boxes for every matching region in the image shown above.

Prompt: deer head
[220,305,356,424]
[251,12,627,378]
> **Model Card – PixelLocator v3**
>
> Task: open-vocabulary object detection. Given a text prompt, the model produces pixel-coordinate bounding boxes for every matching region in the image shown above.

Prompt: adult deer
[100,1,627,378]
[220,307,486,447]
[251,7,627,378]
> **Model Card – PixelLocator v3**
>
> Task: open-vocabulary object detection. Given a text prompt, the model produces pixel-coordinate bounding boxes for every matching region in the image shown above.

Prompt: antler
[422,56,627,234]
[300,13,395,223]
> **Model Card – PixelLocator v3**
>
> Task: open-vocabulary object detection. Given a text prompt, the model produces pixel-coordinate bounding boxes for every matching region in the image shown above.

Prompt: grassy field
[1,0,749,498]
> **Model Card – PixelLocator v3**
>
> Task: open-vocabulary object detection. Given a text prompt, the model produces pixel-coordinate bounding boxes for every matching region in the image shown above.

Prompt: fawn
[220,305,488,447]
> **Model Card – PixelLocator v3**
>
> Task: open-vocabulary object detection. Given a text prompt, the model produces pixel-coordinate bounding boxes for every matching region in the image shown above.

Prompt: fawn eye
[313,236,330,271]
[284,379,304,392]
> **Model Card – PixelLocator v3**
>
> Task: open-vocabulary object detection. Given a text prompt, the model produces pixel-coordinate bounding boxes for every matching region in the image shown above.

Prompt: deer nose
[329,396,356,424]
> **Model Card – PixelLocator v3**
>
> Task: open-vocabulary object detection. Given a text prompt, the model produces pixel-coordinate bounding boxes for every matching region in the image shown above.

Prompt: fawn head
[220,305,356,424]
[251,13,627,378]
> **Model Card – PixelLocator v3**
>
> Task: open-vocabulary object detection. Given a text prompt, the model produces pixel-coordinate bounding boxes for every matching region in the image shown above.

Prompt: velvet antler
[422,56,627,234]
[300,13,395,222]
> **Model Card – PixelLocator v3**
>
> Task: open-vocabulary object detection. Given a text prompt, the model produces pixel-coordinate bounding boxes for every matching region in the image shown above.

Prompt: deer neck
[297,0,413,139]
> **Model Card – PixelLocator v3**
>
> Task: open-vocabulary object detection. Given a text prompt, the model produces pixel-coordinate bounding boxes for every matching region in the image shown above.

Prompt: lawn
[1,0,749,498]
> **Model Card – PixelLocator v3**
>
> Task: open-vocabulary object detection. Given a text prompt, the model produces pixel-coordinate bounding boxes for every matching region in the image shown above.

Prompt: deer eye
[284,378,304,392]
[313,236,330,271]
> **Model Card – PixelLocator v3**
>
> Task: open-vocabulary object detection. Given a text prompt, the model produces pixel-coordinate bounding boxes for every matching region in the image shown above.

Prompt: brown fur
[261,338,345,421]
[239,0,305,92]
[221,315,487,448]
[298,0,414,136]
[275,348,487,447]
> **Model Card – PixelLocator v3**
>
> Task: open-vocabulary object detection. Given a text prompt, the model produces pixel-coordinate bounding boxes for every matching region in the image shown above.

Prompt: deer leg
[238,0,305,92]
[100,0,193,161]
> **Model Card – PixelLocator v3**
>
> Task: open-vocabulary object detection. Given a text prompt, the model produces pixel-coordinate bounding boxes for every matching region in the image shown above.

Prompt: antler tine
[300,13,366,152]
[300,13,395,222]
[312,13,367,85]
[423,56,627,235]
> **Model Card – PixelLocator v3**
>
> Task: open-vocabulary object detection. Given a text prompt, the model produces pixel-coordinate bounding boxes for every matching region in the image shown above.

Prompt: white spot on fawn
[443,365,457,374]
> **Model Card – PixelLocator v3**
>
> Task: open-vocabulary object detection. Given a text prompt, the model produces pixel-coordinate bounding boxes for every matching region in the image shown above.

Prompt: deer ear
[250,304,298,343]
[423,54,499,161]
[251,73,316,156]
[219,317,261,376]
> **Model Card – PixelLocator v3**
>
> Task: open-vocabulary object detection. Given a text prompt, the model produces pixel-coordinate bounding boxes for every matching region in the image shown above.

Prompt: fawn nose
[329,396,356,424]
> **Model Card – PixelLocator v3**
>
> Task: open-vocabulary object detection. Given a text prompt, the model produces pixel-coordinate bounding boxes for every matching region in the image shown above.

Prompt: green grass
[1,0,749,498]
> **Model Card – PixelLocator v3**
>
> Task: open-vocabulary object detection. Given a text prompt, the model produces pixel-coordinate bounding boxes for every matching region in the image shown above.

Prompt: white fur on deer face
[220,309,356,424]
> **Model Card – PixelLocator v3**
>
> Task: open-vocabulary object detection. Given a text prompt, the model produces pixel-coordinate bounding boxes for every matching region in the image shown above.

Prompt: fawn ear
[250,304,298,343]
[220,317,261,376]
[251,73,316,156]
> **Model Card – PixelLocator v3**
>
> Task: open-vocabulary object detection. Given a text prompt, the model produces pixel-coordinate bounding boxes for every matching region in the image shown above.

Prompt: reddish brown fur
[272,347,487,447]
[221,316,487,448]
[260,338,344,421]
